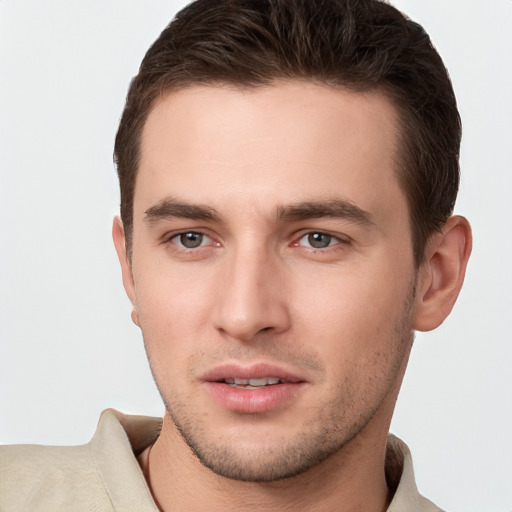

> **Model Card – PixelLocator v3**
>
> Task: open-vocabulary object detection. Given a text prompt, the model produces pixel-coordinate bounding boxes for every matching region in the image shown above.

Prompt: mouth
[221,377,291,389]
[202,364,306,414]
[202,363,304,386]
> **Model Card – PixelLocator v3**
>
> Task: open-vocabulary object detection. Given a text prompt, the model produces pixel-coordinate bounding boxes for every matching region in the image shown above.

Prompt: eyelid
[161,228,350,251]
[165,230,217,250]
[292,229,351,246]
[292,229,352,252]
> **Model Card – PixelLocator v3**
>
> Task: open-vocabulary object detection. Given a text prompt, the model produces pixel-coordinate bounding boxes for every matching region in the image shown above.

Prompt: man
[0,0,471,510]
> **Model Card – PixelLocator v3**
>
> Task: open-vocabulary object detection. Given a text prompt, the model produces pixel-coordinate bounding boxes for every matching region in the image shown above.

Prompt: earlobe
[413,216,472,332]
[112,217,139,326]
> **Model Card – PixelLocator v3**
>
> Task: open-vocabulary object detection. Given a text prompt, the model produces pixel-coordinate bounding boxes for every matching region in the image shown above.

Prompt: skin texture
[113,81,472,511]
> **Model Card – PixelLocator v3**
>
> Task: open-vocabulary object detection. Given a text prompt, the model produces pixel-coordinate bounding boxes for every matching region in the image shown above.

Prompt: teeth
[248,378,269,386]
[224,377,283,387]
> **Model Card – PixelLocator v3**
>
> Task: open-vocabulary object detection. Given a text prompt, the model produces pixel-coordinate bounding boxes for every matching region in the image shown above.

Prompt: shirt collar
[91,409,440,512]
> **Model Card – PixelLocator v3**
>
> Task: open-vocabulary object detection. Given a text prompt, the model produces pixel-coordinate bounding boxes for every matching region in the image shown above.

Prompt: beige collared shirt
[0,409,443,511]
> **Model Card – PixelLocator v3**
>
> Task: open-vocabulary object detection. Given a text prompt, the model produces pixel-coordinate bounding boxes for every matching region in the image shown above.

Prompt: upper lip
[201,363,305,383]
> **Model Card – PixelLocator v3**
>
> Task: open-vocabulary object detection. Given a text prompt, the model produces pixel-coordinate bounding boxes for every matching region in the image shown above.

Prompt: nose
[212,248,291,342]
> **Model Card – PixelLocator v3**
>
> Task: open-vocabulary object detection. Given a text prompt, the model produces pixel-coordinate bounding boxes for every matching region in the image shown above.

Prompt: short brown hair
[114,0,461,265]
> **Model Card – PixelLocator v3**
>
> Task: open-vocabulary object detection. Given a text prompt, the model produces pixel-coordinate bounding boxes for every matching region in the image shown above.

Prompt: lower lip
[205,382,304,414]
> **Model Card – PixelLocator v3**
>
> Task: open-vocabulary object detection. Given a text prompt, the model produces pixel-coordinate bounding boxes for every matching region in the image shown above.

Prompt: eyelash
[293,232,348,250]
[167,231,215,250]
[165,230,349,253]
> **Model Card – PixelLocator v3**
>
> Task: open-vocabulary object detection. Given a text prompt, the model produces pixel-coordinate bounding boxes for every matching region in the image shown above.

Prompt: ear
[413,215,472,332]
[112,217,140,327]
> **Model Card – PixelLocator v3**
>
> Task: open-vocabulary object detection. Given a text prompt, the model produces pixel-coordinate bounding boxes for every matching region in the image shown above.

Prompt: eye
[296,232,341,249]
[171,232,211,249]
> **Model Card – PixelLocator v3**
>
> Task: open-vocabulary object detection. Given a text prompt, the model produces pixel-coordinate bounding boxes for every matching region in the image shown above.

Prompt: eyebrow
[144,198,221,223]
[144,197,374,227]
[277,199,375,227]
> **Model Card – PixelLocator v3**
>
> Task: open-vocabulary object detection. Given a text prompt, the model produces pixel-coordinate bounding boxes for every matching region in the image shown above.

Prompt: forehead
[136,81,404,221]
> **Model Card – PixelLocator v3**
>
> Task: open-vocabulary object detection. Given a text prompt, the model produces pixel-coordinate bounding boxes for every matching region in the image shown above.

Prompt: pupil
[180,232,203,248]
[308,233,331,248]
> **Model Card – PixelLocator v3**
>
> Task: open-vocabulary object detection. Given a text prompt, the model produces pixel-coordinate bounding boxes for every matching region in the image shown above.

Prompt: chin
[165,398,370,482]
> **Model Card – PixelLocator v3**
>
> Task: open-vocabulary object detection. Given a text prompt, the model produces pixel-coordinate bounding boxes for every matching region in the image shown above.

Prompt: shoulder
[0,409,161,512]
[0,442,114,511]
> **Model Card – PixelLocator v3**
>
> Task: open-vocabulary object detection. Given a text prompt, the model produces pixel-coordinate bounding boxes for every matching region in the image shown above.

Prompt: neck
[140,416,392,512]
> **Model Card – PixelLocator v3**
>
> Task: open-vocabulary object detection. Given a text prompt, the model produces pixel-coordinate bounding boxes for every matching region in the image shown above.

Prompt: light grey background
[1,1,511,511]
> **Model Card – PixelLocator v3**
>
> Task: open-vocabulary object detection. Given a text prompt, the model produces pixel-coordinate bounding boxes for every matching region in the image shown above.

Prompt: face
[117,82,419,481]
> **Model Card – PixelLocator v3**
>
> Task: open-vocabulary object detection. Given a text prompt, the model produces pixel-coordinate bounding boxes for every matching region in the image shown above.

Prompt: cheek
[298,276,414,414]
[134,271,213,399]
[134,264,217,353]
[292,264,414,360]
